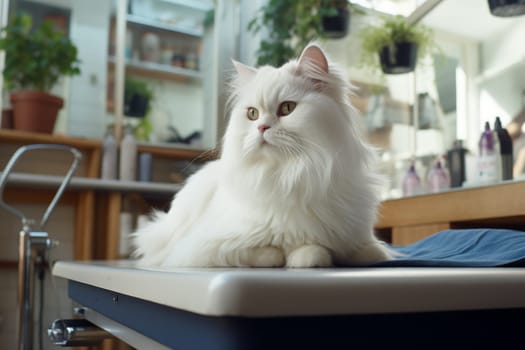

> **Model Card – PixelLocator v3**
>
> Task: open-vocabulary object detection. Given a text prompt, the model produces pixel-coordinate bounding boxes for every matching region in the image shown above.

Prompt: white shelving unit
[127,13,203,37]
[109,56,202,81]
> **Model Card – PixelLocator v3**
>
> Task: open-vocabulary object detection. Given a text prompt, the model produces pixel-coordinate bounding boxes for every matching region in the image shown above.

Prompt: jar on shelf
[141,32,160,63]
[185,52,198,70]
[172,53,185,67]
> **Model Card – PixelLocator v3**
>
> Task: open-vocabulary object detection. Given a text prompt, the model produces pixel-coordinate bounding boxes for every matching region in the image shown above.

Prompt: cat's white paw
[286,245,333,268]
[246,246,285,267]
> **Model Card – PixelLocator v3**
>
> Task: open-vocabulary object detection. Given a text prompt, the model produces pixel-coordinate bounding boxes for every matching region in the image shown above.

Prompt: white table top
[53,260,525,317]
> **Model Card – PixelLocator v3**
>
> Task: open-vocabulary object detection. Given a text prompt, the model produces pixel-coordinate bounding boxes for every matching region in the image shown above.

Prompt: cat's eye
[247,107,259,121]
[277,101,297,117]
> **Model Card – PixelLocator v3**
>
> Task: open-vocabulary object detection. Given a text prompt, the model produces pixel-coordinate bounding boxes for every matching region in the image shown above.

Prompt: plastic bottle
[478,121,501,182]
[402,161,423,196]
[138,152,152,182]
[447,140,467,187]
[494,116,513,180]
[427,159,450,193]
[101,125,118,180]
[119,125,137,181]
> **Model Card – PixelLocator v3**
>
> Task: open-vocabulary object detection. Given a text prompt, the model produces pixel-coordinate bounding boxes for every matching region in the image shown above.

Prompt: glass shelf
[108,57,201,81]
[127,14,203,37]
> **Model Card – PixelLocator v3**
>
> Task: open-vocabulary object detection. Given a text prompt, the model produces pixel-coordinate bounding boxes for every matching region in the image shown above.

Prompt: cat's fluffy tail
[347,238,403,265]
[131,210,174,266]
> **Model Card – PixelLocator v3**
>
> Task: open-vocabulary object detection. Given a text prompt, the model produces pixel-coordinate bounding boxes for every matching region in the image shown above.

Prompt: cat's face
[224,46,350,165]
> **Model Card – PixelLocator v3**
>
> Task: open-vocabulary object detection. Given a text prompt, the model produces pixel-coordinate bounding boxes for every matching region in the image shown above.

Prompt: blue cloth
[374,229,525,267]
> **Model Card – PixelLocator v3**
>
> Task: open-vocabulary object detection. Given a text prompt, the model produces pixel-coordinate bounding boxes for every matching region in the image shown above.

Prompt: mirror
[421,0,525,180]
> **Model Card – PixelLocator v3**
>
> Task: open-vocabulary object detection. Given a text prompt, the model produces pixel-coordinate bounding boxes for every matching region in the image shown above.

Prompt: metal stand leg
[0,144,82,350]
[18,229,55,350]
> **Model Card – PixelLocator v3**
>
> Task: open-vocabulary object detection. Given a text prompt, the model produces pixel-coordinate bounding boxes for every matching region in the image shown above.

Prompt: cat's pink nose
[258,124,270,133]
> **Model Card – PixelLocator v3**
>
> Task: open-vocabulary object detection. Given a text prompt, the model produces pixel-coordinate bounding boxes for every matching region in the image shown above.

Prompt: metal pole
[17,228,32,350]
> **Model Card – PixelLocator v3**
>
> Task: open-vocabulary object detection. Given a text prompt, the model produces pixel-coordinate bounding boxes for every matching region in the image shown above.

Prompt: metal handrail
[0,143,82,230]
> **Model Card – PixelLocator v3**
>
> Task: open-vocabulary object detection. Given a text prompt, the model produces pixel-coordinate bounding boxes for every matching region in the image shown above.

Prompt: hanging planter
[488,0,525,17]
[379,42,418,74]
[359,16,436,76]
[321,6,350,39]
[247,0,363,66]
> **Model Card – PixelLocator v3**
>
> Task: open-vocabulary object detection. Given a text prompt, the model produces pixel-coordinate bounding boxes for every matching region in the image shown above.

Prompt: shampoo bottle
[447,140,467,187]
[478,121,501,182]
[119,125,137,181]
[402,161,423,196]
[101,124,118,180]
[494,116,513,180]
[427,159,450,193]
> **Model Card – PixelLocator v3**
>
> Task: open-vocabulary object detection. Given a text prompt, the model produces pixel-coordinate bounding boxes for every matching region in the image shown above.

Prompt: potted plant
[359,15,435,75]
[488,0,525,17]
[320,0,358,39]
[124,77,154,141]
[248,0,361,66]
[124,77,153,118]
[0,13,81,133]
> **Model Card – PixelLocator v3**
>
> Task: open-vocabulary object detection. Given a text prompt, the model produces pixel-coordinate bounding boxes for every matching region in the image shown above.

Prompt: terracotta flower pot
[1,109,14,129]
[10,91,64,134]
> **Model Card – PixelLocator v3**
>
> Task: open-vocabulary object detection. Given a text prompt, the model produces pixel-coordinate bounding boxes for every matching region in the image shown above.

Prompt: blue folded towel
[374,228,525,267]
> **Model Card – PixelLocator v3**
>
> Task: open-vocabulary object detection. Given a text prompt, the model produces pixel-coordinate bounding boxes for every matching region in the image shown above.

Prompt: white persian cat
[133,44,393,268]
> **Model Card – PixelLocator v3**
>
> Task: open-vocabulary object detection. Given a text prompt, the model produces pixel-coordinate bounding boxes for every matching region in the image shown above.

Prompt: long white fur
[132,44,393,267]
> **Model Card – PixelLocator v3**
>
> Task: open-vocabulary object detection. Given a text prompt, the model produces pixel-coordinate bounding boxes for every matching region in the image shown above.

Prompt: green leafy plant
[124,77,154,116]
[125,78,154,103]
[359,15,436,74]
[124,78,154,140]
[248,0,361,67]
[0,13,81,91]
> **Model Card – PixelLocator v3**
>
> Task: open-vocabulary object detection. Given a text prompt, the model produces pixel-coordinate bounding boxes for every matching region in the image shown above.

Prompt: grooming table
[53,260,525,349]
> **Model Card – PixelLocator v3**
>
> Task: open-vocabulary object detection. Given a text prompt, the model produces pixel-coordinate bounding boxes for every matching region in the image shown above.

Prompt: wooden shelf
[0,129,102,178]
[0,129,101,150]
[136,141,214,160]
[0,260,17,269]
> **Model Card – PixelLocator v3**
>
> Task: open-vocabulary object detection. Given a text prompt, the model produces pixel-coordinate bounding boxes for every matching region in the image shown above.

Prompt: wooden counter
[376,180,525,245]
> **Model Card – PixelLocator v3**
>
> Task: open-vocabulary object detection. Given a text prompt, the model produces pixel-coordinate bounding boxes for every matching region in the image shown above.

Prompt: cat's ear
[232,60,257,82]
[298,45,329,74]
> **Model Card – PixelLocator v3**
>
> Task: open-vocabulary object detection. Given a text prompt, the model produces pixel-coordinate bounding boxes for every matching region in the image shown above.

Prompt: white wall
[478,20,525,128]
[141,77,204,143]
[67,0,111,138]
